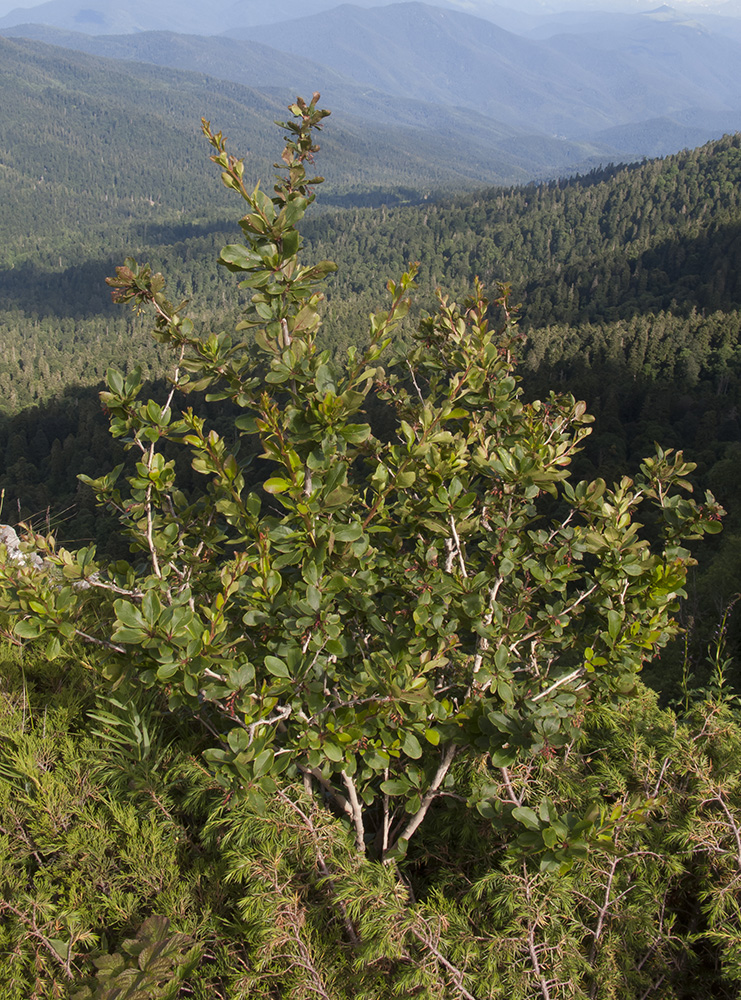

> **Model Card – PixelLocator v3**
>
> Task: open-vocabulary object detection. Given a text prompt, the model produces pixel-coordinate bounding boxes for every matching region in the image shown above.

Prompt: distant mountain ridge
[228,1,741,141]
[2,0,741,34]
[3,1,741,167]
[0,29,623,276]
[0,25,627,184]
[0,0,539,33]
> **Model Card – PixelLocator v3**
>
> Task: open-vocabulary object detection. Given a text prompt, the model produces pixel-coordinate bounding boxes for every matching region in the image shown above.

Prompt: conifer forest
[2,71,741,1000]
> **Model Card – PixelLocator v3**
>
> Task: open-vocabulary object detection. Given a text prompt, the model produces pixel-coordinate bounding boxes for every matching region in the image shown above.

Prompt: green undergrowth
[2,643,741,998]
[0,645,244,998]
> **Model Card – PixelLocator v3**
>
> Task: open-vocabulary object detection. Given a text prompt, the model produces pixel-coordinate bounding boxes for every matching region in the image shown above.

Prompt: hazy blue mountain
[0,0,544,33]
[692,11,741,43]
[227,3,613,136]
[0,22,358,92]
[534,11,741,120]
[1,0,739,36]
[227,1,741,141]
[0,0,219,33]
[3,0,741,181]
[0,29,621,263]
[523,5,705,39]
[592,110,741,158]
[0,24,625,182]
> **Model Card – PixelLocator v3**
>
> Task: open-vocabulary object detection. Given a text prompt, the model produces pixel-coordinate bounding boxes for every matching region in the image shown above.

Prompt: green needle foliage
[0,95,738,1000]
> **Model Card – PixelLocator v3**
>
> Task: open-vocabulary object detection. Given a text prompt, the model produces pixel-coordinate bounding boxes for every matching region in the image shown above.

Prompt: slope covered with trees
[0,30,553,273]
[301,135,741,691]
[1,95,740,1000]
[3,127,741,686]
[3,125,741,410]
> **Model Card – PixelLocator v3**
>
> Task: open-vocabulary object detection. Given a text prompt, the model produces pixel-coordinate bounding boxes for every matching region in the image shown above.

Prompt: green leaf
[106,367,124,395]
[114,600,145,629]
[512,806,541,831]
[45,635,62,660]
[401,732,423,759]
[263,478,292,494]
[607,609,622,641]
[142,590,162,624]
[14,619,42,638]
[112,626,148,644]
[220,244,260,270]
[333,522,362,542]
[340,424,371,444]
[254,748,275,777]
[49,938,69,962]
[324,742,344,763]
[264,656,290,678]
[280,195,308,227]
[380,777,413,795]
[228,728,248,753]
[542,826,560,849]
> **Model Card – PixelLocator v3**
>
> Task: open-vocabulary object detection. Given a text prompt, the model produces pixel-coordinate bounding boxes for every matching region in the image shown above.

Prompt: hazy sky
[0,0,739,20]
[0,0,41,13]
[0,0,37,12]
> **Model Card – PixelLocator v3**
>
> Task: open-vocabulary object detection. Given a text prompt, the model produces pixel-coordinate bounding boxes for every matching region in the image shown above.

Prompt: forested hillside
[1,112,741,685]
[0,31,608,410]
[4,127,740,406]
[0,30,556,272]
[305,135,741,325]
[2,99,741,1000]
[306,135,741,685]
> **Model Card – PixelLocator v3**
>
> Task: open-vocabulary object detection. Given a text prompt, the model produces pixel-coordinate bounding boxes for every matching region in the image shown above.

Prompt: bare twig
[275,789,359,945]
[0,901,74,978]
[589,857,619,967]
[500,766,523,807]
[409,924,480,1000]
[304,692,396,726]
[406,360,425,405]
[714,795,741,868]
[651,757,671,799]
[73,629,126,654]
[382,767,392,858]
[448,514,468,579]
[245,705,292,746]
[144,479,162,580]
[638,974,666,1000]
[532,667,586,703]
[560,582,599,618]
[3,821,44,867]
[85,576,145,598]
[297,765,353,820]
[341,770,366,854]
[471,580,503,678]
[444,538,456,575]
[390,743,457,852]
[522,864,551,1000]
[141,347,185,585]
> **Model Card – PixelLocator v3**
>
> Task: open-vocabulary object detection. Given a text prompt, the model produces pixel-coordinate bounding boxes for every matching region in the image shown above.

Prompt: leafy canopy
[0,94,723,868]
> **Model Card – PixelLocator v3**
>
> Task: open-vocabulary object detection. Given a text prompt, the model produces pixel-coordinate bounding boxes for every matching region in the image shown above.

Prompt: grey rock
[0,523,46,570]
